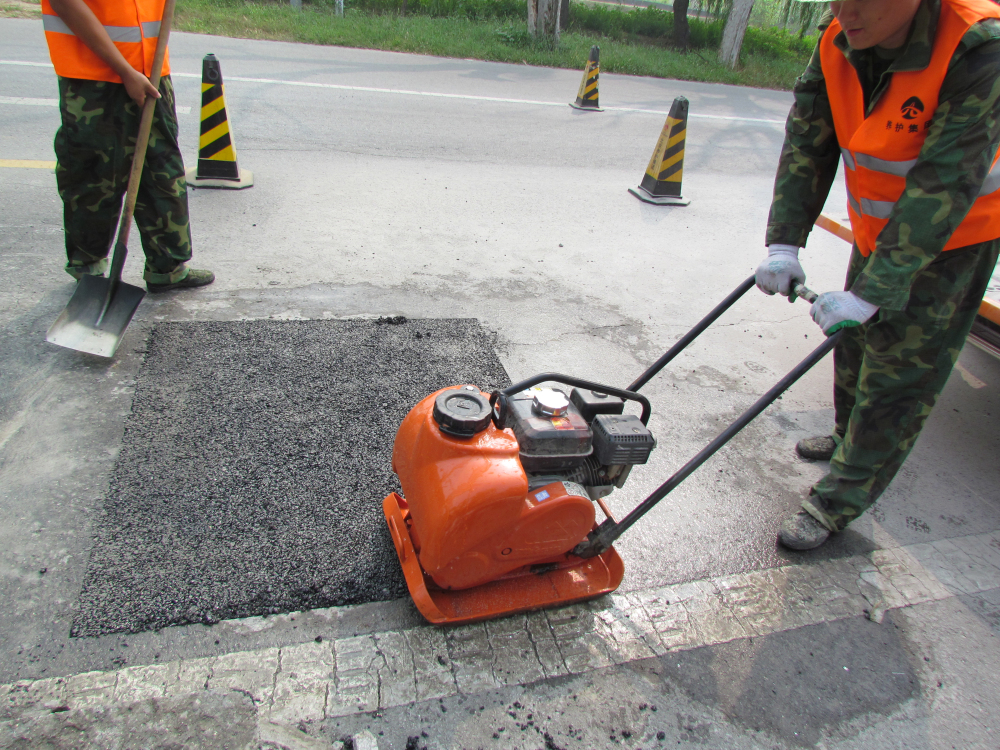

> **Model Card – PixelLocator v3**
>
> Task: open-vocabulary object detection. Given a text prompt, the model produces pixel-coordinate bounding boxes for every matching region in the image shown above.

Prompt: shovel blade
[46,275,146,358]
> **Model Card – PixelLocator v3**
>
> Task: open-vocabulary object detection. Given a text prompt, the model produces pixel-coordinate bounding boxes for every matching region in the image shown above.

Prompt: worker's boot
[778,510,831,550]
[147,268,215,293]
[795,435,837,460]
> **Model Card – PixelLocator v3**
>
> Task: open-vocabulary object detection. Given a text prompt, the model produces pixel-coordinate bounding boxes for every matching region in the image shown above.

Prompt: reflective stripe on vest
[42,14,154,43]
[843,152,1000,220]
[820,0,1000,255]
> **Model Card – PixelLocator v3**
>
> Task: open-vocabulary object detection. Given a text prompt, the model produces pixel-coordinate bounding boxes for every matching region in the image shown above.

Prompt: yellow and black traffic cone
[185,54,253,189]
[628,96,690,206]
[569,45,602,112]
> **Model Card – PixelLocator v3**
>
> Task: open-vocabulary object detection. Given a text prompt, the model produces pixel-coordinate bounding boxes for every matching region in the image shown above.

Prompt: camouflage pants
[804,239,1000,531]
[55,76,192,284]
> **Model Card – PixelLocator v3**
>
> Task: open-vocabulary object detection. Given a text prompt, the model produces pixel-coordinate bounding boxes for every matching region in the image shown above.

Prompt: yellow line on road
[0,159,56,169]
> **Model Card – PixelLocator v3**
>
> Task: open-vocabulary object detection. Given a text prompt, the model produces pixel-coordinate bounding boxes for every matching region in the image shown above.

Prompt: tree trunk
[719,0,754,69]
[527,0,561,43]
[672,0,689,51]
[560,0,569,31]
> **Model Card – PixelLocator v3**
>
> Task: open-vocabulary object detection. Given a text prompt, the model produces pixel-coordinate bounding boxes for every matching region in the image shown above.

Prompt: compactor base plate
[383,492,624,625]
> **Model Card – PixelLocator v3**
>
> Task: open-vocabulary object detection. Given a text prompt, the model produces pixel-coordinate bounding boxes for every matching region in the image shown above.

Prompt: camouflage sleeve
[765,28,841,248]
[851,20,1000,310]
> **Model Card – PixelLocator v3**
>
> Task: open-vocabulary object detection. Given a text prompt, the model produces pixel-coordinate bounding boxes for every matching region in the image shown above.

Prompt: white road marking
[0,60,51,67]
[0,95,55,106]
[0,93,190,114]
[0,59,786,125]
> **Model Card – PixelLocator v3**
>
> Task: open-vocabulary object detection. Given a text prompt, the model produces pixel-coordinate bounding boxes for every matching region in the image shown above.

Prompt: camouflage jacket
[766,0,1000,310]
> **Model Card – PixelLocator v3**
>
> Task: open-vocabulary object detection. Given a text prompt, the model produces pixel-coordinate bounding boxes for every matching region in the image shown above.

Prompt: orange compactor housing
[383,384,650,624]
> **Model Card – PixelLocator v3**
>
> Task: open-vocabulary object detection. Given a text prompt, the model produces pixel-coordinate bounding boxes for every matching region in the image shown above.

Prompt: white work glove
[811,291,879,335]
[755,244,806,300]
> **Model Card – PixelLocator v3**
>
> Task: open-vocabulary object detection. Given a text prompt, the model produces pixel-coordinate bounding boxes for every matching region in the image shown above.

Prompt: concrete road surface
[2,16,999,749]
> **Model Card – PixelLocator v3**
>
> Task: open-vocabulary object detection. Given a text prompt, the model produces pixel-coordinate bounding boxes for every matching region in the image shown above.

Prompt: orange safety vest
[819,0,1000,256]
[41,0,169,84]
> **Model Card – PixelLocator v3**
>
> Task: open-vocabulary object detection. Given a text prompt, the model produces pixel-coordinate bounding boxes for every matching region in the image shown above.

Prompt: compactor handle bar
[490,278,819,431]
[627,276,819,392]
[572,277,837,558]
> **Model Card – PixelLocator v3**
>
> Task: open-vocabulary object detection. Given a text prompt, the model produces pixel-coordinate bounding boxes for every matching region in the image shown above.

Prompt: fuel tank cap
[531,388,570,417]
[433,387,492,437]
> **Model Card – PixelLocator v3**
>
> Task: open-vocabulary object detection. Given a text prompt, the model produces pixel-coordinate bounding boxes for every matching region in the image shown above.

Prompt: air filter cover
[592,413,656,465]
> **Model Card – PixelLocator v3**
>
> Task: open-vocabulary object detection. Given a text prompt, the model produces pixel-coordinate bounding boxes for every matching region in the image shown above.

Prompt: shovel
[46,0,177,358]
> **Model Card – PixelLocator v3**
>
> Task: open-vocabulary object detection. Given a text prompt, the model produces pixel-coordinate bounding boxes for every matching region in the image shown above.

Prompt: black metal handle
[628,275,756,392]
[489,390,510,429]
[500,373,652,425]
[573,328,843,558]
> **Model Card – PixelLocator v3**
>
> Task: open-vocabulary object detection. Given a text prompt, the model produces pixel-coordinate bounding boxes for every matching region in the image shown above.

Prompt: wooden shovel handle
[116,0,176,249]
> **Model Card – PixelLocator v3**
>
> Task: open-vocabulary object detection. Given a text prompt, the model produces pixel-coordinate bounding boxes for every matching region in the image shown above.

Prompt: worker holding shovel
[42,0,214,292]
[756,0,1000,549]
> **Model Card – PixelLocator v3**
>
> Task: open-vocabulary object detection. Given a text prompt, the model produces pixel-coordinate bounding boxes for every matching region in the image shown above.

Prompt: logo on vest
[900,97,925,120]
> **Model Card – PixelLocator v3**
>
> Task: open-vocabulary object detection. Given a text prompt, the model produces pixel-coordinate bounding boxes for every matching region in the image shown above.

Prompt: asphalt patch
[657,613,919,747]
[72,318,510,637]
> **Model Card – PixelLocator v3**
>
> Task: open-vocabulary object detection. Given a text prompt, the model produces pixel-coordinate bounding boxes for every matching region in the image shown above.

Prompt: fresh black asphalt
[72,318,511,637]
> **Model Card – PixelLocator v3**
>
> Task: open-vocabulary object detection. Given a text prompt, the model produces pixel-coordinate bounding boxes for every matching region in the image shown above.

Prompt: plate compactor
[383,277,842,625]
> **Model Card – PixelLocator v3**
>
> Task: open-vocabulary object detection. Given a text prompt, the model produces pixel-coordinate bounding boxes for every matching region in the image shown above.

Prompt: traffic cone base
[570,45,602,111]
[189,54,253,190]
[630,96,690,206]
[627,186,690,206]
[186,166,254,190]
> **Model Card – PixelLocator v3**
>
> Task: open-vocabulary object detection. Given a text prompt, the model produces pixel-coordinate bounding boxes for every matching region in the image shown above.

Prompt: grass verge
[173,0,808,88]
[0,0,41,19]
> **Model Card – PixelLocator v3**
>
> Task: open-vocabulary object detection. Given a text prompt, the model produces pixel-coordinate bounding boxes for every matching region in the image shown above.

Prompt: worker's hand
[121,67,160,108]
[755,244,805,300]
[810,291,879,335]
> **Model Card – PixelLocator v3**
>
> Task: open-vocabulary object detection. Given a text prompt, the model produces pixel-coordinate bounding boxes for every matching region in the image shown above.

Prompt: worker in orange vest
[756,0,1000,549]
[42,0,214,292]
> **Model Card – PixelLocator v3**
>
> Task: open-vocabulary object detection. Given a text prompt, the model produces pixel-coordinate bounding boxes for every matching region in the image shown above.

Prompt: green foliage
[313,0,820,61]
[565,4,679,44]
[775,0,820,37]
[494,23,543,48]
[743,24,817,60]
[316,0,523,19]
